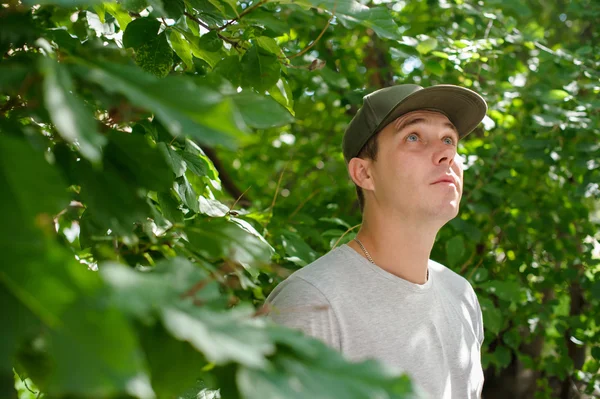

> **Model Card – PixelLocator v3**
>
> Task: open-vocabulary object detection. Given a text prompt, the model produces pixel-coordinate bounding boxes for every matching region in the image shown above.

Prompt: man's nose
[433,144,456,166]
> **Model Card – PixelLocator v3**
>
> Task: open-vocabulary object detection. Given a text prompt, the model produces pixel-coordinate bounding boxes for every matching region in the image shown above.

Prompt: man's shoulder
[265,245,354,309]
[430,259,478,300]
[289,245,355,288]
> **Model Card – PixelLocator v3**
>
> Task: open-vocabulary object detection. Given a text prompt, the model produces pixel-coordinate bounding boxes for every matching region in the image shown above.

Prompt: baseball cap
[342,84,488,163]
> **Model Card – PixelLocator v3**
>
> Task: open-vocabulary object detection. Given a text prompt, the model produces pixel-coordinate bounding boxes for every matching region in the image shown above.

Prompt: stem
[289,1,337,59]
[184,11,242,49]
[332,223,361,249]
[217,0,268,31]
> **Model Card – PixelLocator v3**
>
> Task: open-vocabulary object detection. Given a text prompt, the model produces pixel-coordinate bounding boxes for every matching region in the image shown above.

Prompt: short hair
[353,132,380,213]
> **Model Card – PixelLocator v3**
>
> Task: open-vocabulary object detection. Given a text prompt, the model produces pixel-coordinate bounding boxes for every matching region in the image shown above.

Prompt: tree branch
[288,2,337,59]
[202,145,252,207]
[217,0,268,31]
[184,11,243,49]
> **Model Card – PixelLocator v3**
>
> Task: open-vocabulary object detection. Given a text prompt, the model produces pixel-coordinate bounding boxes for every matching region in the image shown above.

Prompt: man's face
[364,110,464,223]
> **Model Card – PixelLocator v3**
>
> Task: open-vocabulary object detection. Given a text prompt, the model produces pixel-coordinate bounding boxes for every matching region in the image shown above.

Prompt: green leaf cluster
[1,0,599,397]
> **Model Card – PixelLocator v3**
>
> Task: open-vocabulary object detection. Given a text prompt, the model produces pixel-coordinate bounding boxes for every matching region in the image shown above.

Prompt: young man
[265,84,488,398]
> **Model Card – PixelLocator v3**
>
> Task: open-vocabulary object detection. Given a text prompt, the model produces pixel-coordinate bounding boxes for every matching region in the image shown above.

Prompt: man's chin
[428,203,460,224]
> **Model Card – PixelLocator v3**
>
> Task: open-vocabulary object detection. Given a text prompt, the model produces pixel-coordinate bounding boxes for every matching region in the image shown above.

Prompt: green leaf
[184,140,218,179]
[592,347,600,361]
[47,301,151,398]
[214,55,242,86]
[267,78,295,116]
[102,258,273,369]
[492,346,511,369]
[220,0,239,16]
[199,31,223,52]
[161,305,274,368]
[591,279,600,301]
[135,31,173,77]
[175,175,199,213]
[445,235,465,267]
[241,44,281,92]
[105,130,173,191]
[482,280,521,302]
[300,1,400,40]
[0,135,69,232]
[239,325,414,398]
[425,59,444,76]
[138,323,207,398]
[479,297,503,334]
[22,0,103,4]
[206,0,227,16]
[0,289,40,374]
[93,5,106,22]
[449,218,482,242]
[547,89,569,101]
[147,0,166,15]
[199,196,229,217]
[157,190,184,224]
[472,268,489,283]
[0,63,29,93]
[416,38,438,54]
[179,29,223,68]
[256,36,283,57]
[232,91,294,129]
[39,57,106,162]
[163,0,184,19]
[75,61,247,147]
[55,145,151,236]
[123,17,160,49]
[104,3,132,30]
[185,217,274,271]
[169,30,194,70]
[100,257,218,319]
[280,230,318,267]
[352,6,401,40]
[158,142,187,178]
[431,51,449,59]
[181,148,209,177]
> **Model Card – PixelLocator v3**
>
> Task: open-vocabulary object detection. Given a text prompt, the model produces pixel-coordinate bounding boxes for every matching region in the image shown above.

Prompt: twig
[22,378,37,395]
[288,189,320,220]
[269,160,290,210]
[180,279,208,299]
[229,185,252,214]
[332,223,361,248]
[217,0,268,31]
[288,1,337,59]
[184,11,242,49]
[467,257,484,281]
[459,249,477,274]
[483,19,493,40]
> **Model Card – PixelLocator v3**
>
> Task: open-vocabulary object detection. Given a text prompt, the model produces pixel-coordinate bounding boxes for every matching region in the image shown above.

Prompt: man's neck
[347,208,440,285]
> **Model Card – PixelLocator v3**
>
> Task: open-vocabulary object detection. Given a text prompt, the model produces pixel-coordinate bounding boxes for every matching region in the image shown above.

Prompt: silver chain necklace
[354,237,429,280]
[354,237,375,264]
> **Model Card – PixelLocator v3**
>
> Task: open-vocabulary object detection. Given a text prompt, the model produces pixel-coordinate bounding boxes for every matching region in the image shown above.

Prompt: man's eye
[406,133,419,142]
[443,137,455,145]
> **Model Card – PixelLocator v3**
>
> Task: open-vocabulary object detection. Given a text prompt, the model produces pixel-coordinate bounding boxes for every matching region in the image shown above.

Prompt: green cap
[342,84,488,163]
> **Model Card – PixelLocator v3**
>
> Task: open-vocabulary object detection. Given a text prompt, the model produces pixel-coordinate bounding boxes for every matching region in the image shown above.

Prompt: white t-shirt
[265,244,484,398]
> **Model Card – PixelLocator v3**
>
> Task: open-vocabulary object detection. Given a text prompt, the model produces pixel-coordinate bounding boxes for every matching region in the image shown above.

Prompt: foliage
[1,0,599,398]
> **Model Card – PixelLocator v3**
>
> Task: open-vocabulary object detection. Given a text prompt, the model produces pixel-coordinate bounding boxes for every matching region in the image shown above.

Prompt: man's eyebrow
[394,117,458,137]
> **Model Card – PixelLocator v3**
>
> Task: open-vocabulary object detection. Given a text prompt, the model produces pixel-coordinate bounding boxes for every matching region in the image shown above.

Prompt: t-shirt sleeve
[264,276,342,350]
[471,285,484,346]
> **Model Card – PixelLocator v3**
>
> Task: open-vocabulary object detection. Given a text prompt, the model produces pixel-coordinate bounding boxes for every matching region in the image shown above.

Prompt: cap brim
[377,85,487,138]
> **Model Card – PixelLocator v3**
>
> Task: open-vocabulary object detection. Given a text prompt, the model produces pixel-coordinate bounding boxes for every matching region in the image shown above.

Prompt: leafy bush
[1,0,599,398]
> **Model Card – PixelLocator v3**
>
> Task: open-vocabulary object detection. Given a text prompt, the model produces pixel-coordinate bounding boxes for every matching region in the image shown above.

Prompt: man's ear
[348,157,374,191]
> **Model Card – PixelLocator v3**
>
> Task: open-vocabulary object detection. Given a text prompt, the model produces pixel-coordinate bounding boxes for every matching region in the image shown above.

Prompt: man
[265,84,487,398]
